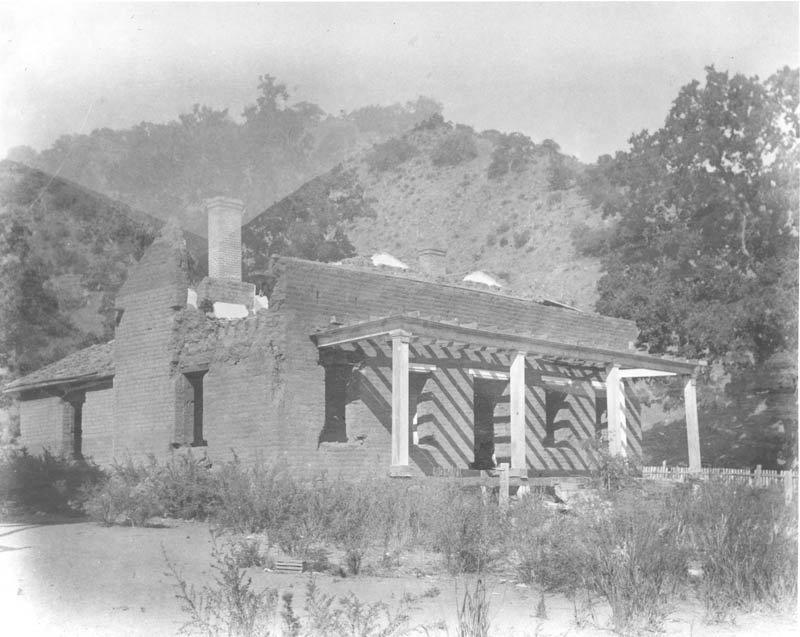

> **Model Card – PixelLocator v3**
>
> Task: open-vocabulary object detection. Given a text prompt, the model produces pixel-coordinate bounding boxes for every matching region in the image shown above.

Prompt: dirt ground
[1,518,796,637]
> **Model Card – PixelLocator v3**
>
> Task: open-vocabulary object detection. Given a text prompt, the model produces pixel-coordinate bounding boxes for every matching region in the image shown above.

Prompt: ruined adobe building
[5,198,703,477]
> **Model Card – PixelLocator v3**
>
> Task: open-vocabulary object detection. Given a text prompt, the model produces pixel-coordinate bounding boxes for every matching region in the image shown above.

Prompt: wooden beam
[619,368,677,378]
[606,366,626,457]
[684,377,701,473]
[311,315,700,374]
[391,330,411,472]
[510,351,527,472]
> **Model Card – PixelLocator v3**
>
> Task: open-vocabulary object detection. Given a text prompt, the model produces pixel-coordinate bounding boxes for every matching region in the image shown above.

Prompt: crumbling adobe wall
[172,306,289,465]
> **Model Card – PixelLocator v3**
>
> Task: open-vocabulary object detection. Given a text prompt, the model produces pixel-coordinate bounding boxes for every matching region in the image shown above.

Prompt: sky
[0,1,797,163]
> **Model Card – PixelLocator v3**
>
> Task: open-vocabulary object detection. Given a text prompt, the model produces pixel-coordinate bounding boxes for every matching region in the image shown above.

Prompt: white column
[606,365,627,457]
[390,330,411,474]
[509,350,527,474]
[684,376,701,472]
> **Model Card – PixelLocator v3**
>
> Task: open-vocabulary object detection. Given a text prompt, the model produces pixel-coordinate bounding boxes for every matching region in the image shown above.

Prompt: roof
[3,342,114,393]
[271,256,639,352]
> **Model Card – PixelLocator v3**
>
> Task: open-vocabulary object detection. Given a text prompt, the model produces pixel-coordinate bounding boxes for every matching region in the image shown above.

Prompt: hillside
[246,117,606,309]
[0,160,205,377]
[9,80,442,238]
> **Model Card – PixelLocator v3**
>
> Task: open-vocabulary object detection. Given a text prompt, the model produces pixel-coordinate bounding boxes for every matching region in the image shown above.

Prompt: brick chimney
[418,247,447,278]
[207,196,243,281]
[197,197,255,315]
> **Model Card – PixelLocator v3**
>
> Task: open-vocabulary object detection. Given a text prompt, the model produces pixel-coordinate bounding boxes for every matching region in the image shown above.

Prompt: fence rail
[641,464,798,502]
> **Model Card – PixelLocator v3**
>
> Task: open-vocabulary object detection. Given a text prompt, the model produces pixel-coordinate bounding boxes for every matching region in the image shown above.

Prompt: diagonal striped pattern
[331,341,641,475]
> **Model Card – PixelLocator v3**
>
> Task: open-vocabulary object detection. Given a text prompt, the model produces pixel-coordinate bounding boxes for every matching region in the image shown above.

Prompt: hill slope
[246,118,606,309]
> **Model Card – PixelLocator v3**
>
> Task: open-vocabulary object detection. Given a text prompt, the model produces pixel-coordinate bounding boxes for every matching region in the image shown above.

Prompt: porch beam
[390,329,411,475]
[509,351,527,473]
[606,366,627,457]
[618,369,677,378]
[312,315,700,375]
[684,376,701,473]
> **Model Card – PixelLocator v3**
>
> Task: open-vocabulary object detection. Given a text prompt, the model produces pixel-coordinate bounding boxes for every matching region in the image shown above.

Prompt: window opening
[472,378,507,469]
[185,371,207,447]
[544,389,569,447]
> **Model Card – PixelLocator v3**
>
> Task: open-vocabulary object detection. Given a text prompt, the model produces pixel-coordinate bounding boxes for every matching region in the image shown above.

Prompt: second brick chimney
[417,247,447,279]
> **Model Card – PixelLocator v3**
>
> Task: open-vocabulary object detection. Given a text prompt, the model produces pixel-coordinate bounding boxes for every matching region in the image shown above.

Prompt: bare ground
[1,518,796,637]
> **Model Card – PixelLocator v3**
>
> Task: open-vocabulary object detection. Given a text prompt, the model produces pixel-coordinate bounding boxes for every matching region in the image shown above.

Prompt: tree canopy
[581,66,799,369]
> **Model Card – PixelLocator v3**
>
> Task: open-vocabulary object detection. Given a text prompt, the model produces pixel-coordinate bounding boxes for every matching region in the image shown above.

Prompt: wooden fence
[641,463,798,503]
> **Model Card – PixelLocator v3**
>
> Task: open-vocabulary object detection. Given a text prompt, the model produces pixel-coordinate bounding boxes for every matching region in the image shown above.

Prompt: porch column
[684,376,701,472]
[509,350,527,474]
[606,365,627,457]
[390,329,411,475]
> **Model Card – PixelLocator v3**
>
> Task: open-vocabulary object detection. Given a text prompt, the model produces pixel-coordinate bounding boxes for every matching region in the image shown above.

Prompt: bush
[166,543,278,637]
[83,453,216,526]
[365,138,418,172]
[432,486,498,574]
[487,133,534,179]
[676,481,798,619]
[431,130,478,166]
[0,448,105,515]
[513,229,531,248]
[560,493,688,634]
[547,154,576,190]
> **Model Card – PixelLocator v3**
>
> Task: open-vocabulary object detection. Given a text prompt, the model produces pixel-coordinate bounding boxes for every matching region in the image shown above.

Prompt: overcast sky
[1,2,797,162]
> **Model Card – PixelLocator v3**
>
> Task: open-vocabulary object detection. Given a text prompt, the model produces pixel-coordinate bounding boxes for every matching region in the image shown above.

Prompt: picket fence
[641,464,798,502]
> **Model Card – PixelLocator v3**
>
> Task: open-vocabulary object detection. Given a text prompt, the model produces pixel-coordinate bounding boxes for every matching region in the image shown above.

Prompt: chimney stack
[206,196,244,281]
[418,247,447,279]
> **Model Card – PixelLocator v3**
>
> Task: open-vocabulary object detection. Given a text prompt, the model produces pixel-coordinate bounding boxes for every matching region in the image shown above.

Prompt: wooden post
[509,350,527,474]
[784,470,793,505]
[684,376,701,473]
[390,330,411,475]
[755,464,762,488]
[606,366,626,457]
[499,462,510,510]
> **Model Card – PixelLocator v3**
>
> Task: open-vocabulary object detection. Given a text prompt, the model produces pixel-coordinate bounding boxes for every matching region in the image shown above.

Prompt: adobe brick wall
[113,230,189,463]
[82,387,115,465]
[200,312,288,465]
[18,395,63,455]
[113,286,183,461]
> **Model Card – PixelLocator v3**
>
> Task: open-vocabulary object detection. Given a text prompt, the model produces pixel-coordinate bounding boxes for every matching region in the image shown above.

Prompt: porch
[311,314,703,478]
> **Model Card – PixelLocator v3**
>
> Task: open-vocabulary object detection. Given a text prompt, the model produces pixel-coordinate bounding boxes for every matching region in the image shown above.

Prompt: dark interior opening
[321,364,352,443]
[472,378,507,469]
[544,389,569,446]
[185,371,207,447]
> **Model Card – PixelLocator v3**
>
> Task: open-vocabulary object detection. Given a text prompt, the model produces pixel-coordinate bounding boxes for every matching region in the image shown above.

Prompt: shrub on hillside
[547,154,576,190]
[487,133,535,179]
[0,448,105,515]
[365,138,418,172]
[430,130,478,166]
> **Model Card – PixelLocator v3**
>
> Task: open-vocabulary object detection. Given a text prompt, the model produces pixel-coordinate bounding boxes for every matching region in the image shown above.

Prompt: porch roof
[310,314,702,375]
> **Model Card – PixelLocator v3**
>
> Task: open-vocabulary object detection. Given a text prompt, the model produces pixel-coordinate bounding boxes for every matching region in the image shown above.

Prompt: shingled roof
[3,342,114,393]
